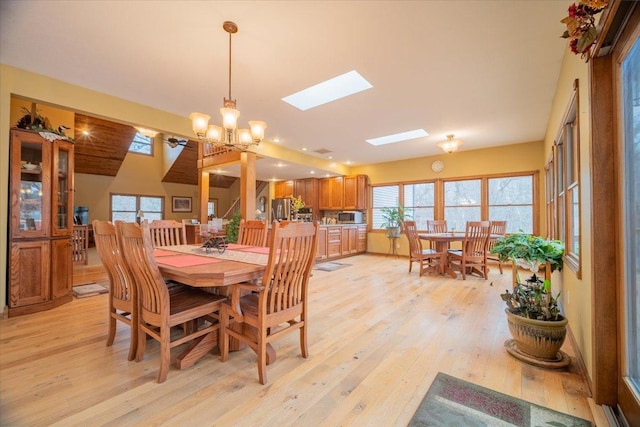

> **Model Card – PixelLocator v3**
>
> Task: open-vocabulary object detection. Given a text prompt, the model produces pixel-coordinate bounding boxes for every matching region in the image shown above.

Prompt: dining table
[419,232,500,279]
[418,232,466,278]
[153,243,275,369]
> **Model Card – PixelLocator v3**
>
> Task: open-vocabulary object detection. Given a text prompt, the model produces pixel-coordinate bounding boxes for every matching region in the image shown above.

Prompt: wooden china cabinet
[8,128,75,316]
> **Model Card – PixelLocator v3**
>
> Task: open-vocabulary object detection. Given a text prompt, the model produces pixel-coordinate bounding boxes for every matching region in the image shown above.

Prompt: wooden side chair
[486,220,507,274]
[219,221,319,384]
[426,220,447,233]
[237,219,268,247]
[116,220,226,383]
[148,219,187,247]
[425,220,448,250]
[402,220,441,276]
[92,220,138,361]
[448,221,491,280]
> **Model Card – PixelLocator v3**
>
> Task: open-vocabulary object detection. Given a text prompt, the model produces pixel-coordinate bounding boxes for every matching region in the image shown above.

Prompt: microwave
[338,211,364,224]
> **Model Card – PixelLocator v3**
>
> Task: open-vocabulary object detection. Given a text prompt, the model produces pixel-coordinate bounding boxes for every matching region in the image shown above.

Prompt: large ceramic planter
[505,308,568,360]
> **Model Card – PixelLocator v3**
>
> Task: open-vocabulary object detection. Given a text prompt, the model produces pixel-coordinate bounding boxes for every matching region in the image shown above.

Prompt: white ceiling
[0,0,571,181]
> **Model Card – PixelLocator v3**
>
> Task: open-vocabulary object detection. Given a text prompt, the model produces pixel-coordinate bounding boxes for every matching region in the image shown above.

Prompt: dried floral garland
[561,0,609,58]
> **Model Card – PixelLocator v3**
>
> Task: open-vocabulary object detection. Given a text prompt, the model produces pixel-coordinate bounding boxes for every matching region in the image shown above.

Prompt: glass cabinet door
[52,140,74,236]
[11,130,51,238]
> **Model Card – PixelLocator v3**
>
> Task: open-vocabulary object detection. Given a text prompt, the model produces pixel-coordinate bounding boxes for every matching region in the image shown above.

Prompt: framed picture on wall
[172,196,192,213]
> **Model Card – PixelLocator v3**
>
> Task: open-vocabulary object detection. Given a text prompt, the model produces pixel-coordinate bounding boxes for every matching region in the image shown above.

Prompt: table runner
[156,245,269,266]
[155,254,223,268]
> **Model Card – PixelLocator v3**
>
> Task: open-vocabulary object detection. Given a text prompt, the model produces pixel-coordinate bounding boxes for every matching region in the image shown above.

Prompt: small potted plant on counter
[490,232,569,369]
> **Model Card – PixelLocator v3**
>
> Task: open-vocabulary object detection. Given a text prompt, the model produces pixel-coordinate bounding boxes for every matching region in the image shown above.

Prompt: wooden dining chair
[116,220,226,383]
[426,220,448,233]
[402,220,442,276]
[448,221,491,280]
[148,219,188,247]
[237,219,268,247]
[486,220,507,274]
[92,220,138,361]
[425,219,448,249]
[219,220,319,385]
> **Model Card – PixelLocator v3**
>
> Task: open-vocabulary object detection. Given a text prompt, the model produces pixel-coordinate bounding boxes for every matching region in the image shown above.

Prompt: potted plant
[490,232,569,368]
[380,206,410,238]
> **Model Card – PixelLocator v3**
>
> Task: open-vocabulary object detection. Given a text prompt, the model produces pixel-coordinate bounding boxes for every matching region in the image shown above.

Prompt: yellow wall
[0,64,338,314]
[353,141,546,254]
[542,50,593,380]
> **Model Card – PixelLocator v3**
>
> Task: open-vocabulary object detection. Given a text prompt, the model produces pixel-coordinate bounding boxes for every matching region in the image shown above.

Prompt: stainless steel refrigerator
[271,198,292,222]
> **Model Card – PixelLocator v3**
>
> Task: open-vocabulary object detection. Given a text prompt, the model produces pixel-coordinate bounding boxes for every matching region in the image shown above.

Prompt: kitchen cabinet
[343,175,368,210]
[357,225,367,253]
[316,227,328,260]
[8,129,74,317]
[274,180,294,198]
[294,178,318,214]
[341,226,358,255]
[327,226,342,258]
[319,175,368,211]
[319,177,344,210]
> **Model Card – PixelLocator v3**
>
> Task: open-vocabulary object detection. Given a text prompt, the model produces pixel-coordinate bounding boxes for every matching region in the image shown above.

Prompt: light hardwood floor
[1,254,605,426]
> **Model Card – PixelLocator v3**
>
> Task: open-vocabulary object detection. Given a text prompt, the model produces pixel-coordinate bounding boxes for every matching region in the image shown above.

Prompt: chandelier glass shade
[190,21,266,151]
[437,134,462,153]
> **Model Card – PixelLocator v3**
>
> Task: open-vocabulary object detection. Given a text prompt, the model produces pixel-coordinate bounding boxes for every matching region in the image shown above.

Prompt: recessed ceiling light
[302,147,307,151]
[273,137,281,143]
[310,170,315,174]
[345,161,352,165]
[82,130,90,136]
[328,156,333,159]
[366,129,429,146]
[282,70,373,111]
[325,173,331,177]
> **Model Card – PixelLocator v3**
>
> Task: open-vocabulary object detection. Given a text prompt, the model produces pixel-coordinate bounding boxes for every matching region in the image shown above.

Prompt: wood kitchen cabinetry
[294,178,318,214]
[341,226,358,255]
[274,180,294,198]
[319,175,367,210]
[343,175,368,210]
[316,225,367,261]
[326,226,342,258]
[316,227,328,260]
[8,129,74,317]
[319,176,344,210]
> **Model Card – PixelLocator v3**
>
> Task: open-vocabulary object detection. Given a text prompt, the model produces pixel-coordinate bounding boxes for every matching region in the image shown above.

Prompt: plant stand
[386,235,399,258]
[504,339,571,369]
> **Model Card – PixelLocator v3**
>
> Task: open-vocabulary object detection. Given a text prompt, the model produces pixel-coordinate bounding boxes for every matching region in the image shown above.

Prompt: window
[129,132,153,155]
[371,185,399,229]
[371,172,537,232]
[549,79,581,275]
[444,179,481,231]
[404,182,435,229]
[545,154,556,239]
[207,199,218,218]
[111,193,163,223]
[488,176,534,233]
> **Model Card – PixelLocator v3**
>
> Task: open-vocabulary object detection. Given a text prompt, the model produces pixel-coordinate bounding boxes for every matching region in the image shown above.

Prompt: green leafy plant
[379,206,410,229]
[225,210,242,243]
[490,232,565,321]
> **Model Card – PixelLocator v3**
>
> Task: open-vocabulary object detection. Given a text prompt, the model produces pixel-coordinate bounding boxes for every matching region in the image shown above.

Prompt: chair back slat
[487,220,507,252]
[148,220,188,247]
[238,220,268,247]
[261,221,318,315]
[116,221,170,319]
[93,220,134,303]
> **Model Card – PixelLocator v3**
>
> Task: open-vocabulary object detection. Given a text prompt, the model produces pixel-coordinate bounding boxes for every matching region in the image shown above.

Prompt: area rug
[72,283,108,298]
[313,262,350,272]
[409,372,593,427]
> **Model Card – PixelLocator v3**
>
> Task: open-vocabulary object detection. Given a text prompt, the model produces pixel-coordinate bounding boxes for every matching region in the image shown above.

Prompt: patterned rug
[409,372,593,426]
[313,262,350,272]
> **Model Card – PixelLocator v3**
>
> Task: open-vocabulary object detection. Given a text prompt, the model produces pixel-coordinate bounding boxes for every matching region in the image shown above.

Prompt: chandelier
[437,134,463,153]
[190,21,266,151]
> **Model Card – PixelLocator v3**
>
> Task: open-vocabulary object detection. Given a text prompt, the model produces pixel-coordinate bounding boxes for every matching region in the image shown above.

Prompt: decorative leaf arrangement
[561,0,609,59]
[290,195,305,212]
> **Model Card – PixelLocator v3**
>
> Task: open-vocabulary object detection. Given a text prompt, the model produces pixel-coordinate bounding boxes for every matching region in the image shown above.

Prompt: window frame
[370,171,539,233]
[110,192,164,223]
[128,132,154,156]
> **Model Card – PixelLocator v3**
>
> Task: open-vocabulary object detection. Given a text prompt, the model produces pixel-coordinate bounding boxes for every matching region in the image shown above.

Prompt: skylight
[282,70,372,111]
[366,129,429,146]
